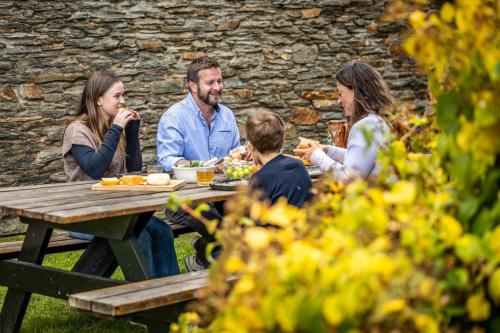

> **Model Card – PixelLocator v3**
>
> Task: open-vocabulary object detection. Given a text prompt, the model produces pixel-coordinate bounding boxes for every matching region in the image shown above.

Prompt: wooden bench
[69,270,208,319]
[0,223,193,260]
[0,232,90,260]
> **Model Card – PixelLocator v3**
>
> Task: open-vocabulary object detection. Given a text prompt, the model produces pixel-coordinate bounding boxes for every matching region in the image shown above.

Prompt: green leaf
[166,193,190,211]
[446,268,469,290]
[436,91,460,134]
[444,303,466,317]
[455,234,483,264]
[457,196,480,226]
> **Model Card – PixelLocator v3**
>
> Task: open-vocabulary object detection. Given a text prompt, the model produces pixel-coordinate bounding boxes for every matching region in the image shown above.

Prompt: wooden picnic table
[0,179,240,333]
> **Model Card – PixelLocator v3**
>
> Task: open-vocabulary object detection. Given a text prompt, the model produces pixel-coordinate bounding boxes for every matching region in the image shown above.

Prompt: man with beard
[157,56,240,271]
[157,56,240,171]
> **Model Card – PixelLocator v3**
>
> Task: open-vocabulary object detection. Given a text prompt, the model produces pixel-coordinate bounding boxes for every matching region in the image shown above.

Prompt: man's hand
[175,159,191,167]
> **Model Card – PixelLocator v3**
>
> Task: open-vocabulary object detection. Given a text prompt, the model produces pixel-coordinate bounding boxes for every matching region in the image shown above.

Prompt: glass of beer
[196,166,215,186]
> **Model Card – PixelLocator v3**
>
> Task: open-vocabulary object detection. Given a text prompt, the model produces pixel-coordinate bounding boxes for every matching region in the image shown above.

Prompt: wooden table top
[0,180,240,224]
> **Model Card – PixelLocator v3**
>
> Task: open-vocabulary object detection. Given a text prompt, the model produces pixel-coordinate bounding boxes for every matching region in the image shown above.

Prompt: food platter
[306,166,322,178]
[210,179,249,191]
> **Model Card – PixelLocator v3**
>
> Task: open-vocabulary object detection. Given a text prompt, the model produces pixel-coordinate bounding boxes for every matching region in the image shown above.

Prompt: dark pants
[165,202,224,267]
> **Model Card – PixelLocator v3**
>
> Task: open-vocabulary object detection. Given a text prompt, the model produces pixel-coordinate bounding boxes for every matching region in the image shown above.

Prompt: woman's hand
[293,142,320,161]
[112,108,138,128]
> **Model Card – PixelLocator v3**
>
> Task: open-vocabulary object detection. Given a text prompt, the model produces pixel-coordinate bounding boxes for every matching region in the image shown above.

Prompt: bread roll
[296,143,310,149]
[299,137,319,146]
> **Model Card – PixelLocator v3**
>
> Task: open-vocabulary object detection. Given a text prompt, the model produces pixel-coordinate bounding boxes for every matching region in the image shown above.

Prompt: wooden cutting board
[91,179,186,192]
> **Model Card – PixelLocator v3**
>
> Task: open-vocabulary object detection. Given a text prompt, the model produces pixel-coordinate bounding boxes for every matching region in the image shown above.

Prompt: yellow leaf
[224,256,245,273]
[439,215,463,247]
[488,269,500,305]
[382,299,407,314]
[260,198,305,227]
[244,227,271,250]
[368,236,391,252]
[233,276,255,295]
[414,314,439,333]
[249,201,264,220]
[418,277,435,298]
[455,234,482,264]
[440,3,455,23]
[409,10,426,29]
[383,181,416,205]
[466,293,491,321]
[323,295,344,325]
[490,226,500,260]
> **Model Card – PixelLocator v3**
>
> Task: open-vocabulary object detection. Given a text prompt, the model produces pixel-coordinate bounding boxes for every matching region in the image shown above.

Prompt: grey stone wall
[0,0,426,235]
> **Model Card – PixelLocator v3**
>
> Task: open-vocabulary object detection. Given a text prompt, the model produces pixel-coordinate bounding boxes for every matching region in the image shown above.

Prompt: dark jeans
[69,216,180,278]
[165,202,224,267]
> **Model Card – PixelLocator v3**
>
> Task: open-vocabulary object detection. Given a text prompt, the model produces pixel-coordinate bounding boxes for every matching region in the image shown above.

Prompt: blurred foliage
[171,0,500,332]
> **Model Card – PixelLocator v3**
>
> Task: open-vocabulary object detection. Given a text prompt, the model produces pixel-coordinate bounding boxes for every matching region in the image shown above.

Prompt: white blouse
[311,113,390,182]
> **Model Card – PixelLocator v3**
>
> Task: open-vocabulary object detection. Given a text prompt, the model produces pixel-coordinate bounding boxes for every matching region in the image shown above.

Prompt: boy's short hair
[187,56,220,84]
[245,110,285,153]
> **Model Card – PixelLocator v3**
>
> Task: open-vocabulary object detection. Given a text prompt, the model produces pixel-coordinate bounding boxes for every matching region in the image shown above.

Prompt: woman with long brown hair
[295,61,393,182]
[62,71,179,277]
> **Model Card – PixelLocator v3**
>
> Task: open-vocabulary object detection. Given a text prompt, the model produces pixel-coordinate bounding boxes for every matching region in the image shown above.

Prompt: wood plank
[0,189,139,209]
[0,182,95,201]
[69,271,208,316]
[91,180,186,192]
[5,190,164,212]
[98,277,208,316]
[5,187,208,218]
[0,182,201,209]
[0,233,90,259]
[71,271,206,303]
[38,190,240,224]
[0,233,74,251]
[0,180,95,193]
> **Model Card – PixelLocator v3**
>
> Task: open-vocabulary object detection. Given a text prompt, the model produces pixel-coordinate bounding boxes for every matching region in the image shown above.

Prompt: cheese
[147,173,170,186]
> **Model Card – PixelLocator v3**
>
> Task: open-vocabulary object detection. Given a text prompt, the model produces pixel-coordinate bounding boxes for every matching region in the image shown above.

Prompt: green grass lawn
[0,233,196,332]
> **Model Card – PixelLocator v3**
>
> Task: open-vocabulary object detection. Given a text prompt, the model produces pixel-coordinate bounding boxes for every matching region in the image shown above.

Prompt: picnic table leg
[0,222,52,333]
[71,237,117,277]
[107,212,154,281]
[107,237,153,280]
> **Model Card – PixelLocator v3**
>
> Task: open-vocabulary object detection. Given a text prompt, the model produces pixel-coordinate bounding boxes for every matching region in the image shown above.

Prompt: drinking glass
[196,167,215,186]
[147,165,164,174]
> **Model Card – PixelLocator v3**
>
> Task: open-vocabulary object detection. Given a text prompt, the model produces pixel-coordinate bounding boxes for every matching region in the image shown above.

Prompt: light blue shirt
[157,93,240,171]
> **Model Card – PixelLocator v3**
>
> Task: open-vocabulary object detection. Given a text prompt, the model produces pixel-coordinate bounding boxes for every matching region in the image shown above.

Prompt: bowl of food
[172,161,205,183]
[223,161,255,180]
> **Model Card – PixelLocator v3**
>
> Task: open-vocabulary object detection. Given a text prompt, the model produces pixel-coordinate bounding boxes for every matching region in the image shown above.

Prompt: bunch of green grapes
[225,163,253,179]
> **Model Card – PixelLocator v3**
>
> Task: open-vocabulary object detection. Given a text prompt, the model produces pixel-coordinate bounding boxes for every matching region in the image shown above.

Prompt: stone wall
[0,0,427,235]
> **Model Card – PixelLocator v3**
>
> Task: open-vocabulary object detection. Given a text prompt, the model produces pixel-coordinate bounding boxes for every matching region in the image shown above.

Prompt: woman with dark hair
[295,61,393,182]
[62,71,180,277]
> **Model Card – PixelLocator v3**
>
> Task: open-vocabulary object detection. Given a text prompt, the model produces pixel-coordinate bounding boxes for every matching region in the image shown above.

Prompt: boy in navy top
[246,111,312,207]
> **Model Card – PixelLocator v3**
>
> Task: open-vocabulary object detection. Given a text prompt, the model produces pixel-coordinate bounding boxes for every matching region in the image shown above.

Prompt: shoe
[192,235,202,247]
[184,255,207,272]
